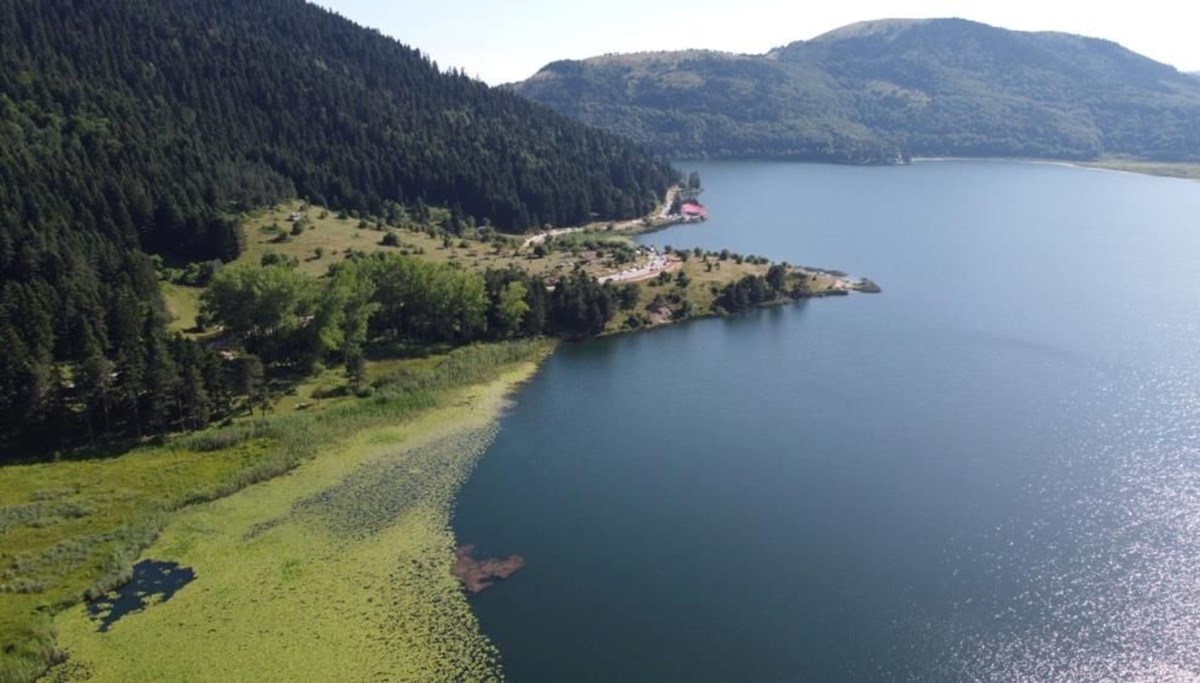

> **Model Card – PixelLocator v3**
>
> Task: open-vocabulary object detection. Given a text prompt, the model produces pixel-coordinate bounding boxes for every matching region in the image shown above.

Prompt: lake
[454,160,1200,681]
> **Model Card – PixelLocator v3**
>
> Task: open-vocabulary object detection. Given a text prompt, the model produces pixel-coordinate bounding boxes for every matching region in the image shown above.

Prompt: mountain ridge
[511,18,1200,163]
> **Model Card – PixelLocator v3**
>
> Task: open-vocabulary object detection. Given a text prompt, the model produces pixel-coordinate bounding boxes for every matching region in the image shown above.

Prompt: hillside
[512,18,1200,163]
[0,0,676,451]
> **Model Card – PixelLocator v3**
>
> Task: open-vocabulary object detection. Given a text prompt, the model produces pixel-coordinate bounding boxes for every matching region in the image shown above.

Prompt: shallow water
[455,160,1200,681]
[87,560,195,632]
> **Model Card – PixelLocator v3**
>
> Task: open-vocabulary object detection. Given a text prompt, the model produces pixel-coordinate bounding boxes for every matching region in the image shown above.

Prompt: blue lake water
[454,160,1200,680]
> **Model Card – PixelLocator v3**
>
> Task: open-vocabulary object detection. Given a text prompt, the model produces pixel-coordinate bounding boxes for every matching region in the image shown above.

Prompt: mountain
[512,18,1200,163]
[0,0,675,450]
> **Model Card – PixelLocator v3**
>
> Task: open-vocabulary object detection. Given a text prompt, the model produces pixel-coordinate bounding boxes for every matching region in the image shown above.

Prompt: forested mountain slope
[512,18,1200,162]
[0,0,675,450]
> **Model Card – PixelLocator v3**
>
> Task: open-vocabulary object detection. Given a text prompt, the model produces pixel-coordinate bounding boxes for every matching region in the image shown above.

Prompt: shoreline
[600,264,880,338]
[11,181,874,681]
[908,156,1200,182]
[523,184,703,249]
[47,357,549,682]
[41,262,873,679]
[663,155,1200,184]
[5,343,554,683]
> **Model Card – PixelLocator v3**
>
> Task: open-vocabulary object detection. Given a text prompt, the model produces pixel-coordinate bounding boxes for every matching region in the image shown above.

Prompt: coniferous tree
[142,316,180,434]
[78,334,116,442]
[236,355,266,417]
[0,0,677,453]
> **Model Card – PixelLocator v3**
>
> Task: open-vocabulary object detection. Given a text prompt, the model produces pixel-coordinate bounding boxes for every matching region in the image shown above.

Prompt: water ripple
[951,365,1200,681]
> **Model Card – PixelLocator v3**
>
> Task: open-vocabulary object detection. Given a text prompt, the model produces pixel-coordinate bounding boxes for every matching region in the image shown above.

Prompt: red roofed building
[680,202,708,218]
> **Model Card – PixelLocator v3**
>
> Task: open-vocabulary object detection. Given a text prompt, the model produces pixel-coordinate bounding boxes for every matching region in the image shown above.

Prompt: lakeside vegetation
[195,197,870,349]
[46,356,546,682]
[599,246,868,333]
[0,3,879,680]
[0,181,871,680]
[0,340,553,682]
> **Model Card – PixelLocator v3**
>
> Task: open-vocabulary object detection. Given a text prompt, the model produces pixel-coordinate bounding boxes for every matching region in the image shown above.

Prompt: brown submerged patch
[452,544,525,593]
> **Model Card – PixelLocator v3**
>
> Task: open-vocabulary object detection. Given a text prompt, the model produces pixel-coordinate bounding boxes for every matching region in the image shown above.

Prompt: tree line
[1,287,238,453]
[0,252,629,455]
[201,255,626,375]
[714,264,799,313]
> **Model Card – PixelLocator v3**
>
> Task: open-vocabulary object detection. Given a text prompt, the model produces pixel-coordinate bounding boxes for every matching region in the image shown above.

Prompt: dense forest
[0,0,677,453]
[511,18,1200,162]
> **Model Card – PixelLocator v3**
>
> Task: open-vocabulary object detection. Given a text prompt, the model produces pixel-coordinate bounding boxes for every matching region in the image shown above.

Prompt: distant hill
[512,18,1200,163]
[0,0,676,449]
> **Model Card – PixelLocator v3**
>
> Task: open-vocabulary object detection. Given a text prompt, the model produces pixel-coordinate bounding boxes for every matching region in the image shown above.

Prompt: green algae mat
[43,365,539,682]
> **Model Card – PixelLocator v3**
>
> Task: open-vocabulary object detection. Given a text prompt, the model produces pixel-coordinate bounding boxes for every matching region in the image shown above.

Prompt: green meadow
[237,200,609,280]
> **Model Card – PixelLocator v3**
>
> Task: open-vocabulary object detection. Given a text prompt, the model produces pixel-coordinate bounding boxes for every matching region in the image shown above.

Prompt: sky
[316,1,1200,85]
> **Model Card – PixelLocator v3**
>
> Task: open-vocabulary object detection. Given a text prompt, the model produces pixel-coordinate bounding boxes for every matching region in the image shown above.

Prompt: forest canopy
[512,18,1200,163]
[0,0,677,452]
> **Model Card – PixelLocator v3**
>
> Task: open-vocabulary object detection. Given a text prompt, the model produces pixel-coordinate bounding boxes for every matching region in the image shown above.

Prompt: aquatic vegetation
[452,545,526,594]
[294,424,501,539]
[0,442,272,683]
[44,357,547,681]
[1,339,553,682]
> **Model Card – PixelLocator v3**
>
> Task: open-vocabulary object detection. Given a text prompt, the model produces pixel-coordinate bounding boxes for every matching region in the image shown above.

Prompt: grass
[237,200,655,282]
[0,340,554,683]
[1083,159,1200,181]
[239,201,449,277]
[160,282,202,334]
[0,438,276,682]
[48,363,543,681]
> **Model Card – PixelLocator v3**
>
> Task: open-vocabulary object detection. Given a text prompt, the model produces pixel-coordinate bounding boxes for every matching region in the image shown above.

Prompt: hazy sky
[317,1,1200,85]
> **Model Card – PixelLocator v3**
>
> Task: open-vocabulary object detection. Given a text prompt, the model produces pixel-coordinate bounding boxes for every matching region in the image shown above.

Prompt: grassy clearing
[160,282,202,334]
[239,201,448,277]
[0,340,554,683]
[238,200,652,282]
[675,258,770,312]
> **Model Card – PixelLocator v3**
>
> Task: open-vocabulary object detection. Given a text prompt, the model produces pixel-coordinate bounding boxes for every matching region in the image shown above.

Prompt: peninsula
[0,1,874,680]
[3,184,874,681]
